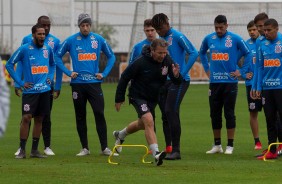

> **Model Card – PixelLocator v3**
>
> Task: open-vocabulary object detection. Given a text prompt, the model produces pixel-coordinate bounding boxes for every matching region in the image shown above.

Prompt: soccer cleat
[76,148,90,156]
[224,146,234,154]
[15,149,26,159]
[101,147,119,156]
[14,147,21,156]
[155,151,166,166]
[257,151,278,160]
[206,145,223,154]
[164,152,181,160]
[277,145,282,156]
[255,149,268,158]
[165,146,172,153]
[30,150,47,158]
[254,142,262,150]
[113,131,124,153]
[44,147,55,156]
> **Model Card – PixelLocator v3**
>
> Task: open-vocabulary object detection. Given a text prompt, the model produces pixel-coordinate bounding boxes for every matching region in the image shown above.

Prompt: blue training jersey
[129,39,151,65]
[6,42,56,94]
[240,38,257,86]
[199,31,251,83]
[257,33,282,91]
[160,28,198,81]
[55,32,116,84]
[15,33,62,90]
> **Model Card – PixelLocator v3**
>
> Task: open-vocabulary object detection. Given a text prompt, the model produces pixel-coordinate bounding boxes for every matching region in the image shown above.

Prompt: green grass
[0,83,280,183]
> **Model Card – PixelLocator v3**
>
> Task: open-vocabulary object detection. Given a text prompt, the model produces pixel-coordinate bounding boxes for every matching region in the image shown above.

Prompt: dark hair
[214,15,227,24]
[150,38,168,49]
[32,24,45,34]
[247,20,255,29]
[151,13,169,29]
[264,18,278,28]
[143,19,153,27]
[37,15,50,23]
[254,12,268,24]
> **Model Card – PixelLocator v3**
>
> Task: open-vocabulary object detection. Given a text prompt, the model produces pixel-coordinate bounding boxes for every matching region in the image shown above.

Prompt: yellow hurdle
[263,142,282,162]
[108,144,153,165]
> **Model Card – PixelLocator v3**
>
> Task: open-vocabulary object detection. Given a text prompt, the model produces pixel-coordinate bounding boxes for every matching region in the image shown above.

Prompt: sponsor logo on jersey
[29,45,34,50]
[78,53,97,61]
[43,50,48,58]
[212,35,217,39]
[91,40,98,49]
[31,66,49,74]
[161,66,168,75]
[264,59,281,67]
[48,40,54,49]
[225,38,232,48]
[210,44,215,49]
[211,53,229,61]
[76,36,82,40]
[90,35,95,40]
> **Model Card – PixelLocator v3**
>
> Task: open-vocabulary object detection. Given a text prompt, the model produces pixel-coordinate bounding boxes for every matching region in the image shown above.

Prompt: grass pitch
[0,83,280,183]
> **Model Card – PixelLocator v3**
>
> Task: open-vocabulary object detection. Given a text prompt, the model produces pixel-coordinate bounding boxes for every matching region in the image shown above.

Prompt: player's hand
[255,91,261,99]
[246,72,253,80]
[172,64,180,78]
[250,89,257,100]
[115,102,124,112]
[71,72,78,79]
[53,90,61,99]
[95,73,103,80]
[15,87,22,97]
[230,70,241,79]
[46,78,51,85]
[23,82,33,89]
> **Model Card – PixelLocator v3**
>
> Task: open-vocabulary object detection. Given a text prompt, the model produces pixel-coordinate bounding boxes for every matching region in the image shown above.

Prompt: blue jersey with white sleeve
[6,42,56,94]
[159,28,198,81]
[257,33,282,91]
[55,32,116,84]
[129,39,151,65]
[199,31,251,83]
[15,33,62,90]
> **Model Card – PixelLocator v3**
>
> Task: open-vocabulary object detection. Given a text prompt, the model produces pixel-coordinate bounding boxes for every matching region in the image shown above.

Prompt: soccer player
[6,24,57,158]
[151,13,198,160]
[255,19,282,159]
[238,20,263,150]
[113,38,182,166]
[199,15,251,155]
[0,57,10,138]
[55,13,117,156]
[14,15,62,156]
[128,19,157,64]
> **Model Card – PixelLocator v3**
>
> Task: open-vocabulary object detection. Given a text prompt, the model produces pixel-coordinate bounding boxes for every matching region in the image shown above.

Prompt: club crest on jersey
[167,37,173,46]
[275,44,282,53]
[141,104,148,112]
[43,50,48,58]
[91,40,98,49]
[249,102,255,110]
[73,92,78,100]
[225,38,232,48]
[162,66,168,75]
[23,104,30,112]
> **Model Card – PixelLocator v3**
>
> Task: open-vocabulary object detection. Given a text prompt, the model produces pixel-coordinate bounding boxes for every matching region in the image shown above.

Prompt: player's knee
[226,120,236,129]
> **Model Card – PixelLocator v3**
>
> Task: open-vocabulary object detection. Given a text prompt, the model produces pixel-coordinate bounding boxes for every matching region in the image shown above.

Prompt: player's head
[143,19,157,42]
[37,15,51,36]
[78,13,92,36]
[151,13,170,37]
[214,15,228,37]
[254,12,268,35]
[264,18,279,41]
[247,20,259,40]
[32,24,45,48]
[150,38,168,63]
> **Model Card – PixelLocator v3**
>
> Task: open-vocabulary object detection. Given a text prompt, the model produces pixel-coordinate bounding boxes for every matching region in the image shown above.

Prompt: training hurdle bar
[108,144,153,165]
[262,142,282,162]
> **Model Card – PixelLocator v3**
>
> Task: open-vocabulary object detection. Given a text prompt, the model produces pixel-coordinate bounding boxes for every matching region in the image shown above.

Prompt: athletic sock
[227,139,234,147]
[254,138,260,144]
[214,138,221,145]
[31,137,40,151]
[20,139,27,151]
[149,143,159,157]
[119,127,128,140]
